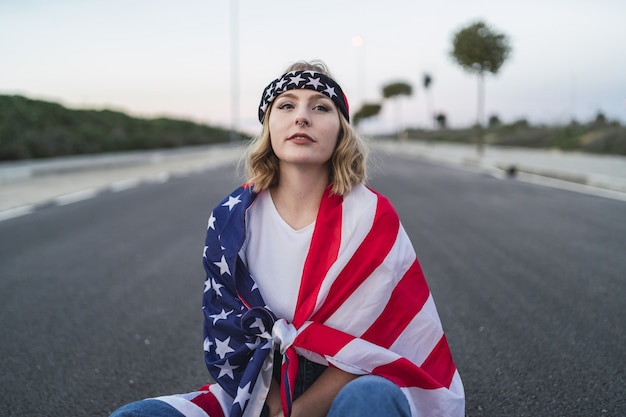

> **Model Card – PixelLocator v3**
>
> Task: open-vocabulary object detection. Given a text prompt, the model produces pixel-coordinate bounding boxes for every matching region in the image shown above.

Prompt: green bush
[0,95,243,161]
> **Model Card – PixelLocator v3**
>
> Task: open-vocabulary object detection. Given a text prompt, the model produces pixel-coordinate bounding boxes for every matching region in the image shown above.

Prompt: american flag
[199,184,465,417]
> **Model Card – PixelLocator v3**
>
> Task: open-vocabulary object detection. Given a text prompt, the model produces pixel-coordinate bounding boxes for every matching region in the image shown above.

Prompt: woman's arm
[269,366,359,417]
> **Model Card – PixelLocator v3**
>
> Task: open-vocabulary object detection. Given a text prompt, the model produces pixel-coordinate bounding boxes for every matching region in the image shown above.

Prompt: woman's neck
[270,164,329,230]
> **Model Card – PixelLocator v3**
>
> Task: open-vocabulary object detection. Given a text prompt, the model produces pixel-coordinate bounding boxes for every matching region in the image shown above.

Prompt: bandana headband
[258,70,350,124]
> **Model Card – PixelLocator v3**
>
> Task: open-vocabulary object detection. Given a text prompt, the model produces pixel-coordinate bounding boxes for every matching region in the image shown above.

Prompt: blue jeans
[110,375,410,417]
[328,375,411,417]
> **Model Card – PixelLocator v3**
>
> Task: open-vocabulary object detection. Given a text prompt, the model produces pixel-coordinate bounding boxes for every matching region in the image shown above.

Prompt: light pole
[351,35,365,109]
[230,0,239,142]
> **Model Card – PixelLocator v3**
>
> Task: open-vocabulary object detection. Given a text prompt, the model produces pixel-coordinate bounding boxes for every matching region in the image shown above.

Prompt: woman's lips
[288,133,315,142]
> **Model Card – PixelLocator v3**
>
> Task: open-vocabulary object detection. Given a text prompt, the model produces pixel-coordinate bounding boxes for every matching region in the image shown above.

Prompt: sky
[1,0,625,135]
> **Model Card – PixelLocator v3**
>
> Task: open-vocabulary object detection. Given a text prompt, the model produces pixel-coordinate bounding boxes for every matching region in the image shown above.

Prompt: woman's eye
[313,104,329,112]
[277,103,294,110]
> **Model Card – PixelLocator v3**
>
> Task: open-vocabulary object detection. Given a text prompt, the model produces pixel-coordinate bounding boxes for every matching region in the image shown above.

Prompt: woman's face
[268,89,341,168]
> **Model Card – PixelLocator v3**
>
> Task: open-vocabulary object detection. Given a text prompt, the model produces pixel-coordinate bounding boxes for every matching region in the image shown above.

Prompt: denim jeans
[328,375,411,417]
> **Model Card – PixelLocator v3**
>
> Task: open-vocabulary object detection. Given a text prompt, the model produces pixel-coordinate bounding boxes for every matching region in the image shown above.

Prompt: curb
[0,144,245,222]
[370,140,626,199]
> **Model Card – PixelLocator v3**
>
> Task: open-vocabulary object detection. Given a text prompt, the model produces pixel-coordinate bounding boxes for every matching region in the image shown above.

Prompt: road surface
[1,152,624,416]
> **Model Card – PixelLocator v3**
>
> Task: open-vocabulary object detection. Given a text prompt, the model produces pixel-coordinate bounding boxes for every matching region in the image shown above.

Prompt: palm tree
[353,102,382,127]
[382,81,413,138]
[451,20,512,154]
[422,73,434,129]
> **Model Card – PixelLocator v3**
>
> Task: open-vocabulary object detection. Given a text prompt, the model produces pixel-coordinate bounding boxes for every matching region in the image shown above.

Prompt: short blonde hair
[244,60,368,197]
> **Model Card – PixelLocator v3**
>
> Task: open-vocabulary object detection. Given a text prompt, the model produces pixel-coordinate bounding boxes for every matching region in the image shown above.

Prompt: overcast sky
[1,0,625,134]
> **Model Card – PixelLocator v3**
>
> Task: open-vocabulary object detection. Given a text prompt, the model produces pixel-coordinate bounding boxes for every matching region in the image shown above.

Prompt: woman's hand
[287,367,359,417]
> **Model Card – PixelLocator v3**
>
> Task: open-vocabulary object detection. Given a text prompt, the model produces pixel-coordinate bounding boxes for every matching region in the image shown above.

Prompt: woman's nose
[296,117,309,127]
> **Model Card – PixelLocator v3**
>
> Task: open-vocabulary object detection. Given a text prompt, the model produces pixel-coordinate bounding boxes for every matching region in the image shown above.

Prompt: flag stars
[249,317,266,334]
[214,255,231,276]
[211,278,224,297]
[209,308,234,325]
[215,359,237,379]
[207,212,216,230]
[203,337,213,352]
[215,336,235,359]
[222,194,242,211]
[234,381,252,408]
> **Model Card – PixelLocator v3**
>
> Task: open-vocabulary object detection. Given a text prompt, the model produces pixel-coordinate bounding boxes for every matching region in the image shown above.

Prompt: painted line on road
[54,188,99,206]
[0,170,195,223]
[0,205,36,222]
[110,178,141,192]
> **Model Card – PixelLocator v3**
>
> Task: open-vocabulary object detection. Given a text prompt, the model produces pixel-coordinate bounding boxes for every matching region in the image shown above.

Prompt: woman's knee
[329,375,411,417]
[109,399,182,417]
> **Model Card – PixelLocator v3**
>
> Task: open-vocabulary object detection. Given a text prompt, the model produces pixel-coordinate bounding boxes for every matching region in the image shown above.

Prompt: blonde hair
[244,60,368,197]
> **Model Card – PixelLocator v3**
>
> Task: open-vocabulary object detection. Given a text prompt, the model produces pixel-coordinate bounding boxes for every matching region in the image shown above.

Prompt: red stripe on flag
[296,322,356,358]
[311,195,400,323]
[294,189,343,327]
[190,389,225,417]
[421,335,457,389]
[361,259,430,348]
[372,357,444,390]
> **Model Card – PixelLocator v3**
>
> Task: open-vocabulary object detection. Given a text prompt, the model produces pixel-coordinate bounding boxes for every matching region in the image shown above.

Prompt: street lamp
[351,35,365,109]
[230,0,239,142]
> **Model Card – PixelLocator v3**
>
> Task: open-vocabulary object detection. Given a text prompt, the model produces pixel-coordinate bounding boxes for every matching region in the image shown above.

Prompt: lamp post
[230,0,239,142]
[351,35,365,109]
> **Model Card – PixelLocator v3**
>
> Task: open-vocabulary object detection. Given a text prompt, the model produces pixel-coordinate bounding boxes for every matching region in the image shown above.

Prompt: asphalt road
[1,152,624,416]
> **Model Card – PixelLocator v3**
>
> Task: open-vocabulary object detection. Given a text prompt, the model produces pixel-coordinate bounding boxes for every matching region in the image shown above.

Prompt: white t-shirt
[240,191,314,321]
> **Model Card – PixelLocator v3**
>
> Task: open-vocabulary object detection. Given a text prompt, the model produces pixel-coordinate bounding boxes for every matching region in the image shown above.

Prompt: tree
[434,112,447,129]
[488,114,501,128]
[423,73,435,128]
[353,102,382,126]
[382,81,413,137]
[451,20,512,154]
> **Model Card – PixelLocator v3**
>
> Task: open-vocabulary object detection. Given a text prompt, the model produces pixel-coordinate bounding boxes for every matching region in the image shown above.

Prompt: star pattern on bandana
[258,70,349,123]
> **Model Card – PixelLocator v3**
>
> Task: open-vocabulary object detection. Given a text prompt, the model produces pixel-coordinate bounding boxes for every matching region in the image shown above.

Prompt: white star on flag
[207,212,216,230]
[203,278,211,293]
[215,336,235,359]
[216,359,237,379]
[222,194,242,211]
[245,338,261,350]
[203,337,213,352]
[209,308,233,325]
[249,317,266,334]
[211,277,224,297]
[214,255,231,275]
[234,381,252,408]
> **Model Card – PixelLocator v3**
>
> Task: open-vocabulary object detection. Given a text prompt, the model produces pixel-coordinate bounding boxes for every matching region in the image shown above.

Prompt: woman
[111,60,464,417]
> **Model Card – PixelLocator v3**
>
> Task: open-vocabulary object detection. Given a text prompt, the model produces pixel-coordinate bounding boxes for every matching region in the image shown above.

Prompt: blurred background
[1,0,625,139]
